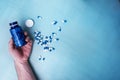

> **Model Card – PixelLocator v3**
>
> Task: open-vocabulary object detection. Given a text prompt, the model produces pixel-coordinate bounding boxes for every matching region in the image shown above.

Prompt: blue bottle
[9,21,27,47]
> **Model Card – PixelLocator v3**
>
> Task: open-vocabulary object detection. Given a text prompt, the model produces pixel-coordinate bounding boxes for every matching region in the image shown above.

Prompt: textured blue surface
[0,0,120,80]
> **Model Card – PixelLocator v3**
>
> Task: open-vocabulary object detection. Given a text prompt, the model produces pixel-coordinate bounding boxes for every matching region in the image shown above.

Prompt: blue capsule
[52,32,57,36]
[37,40,42,44]
[62,19,67,23]
[45,36,49,39]
[52,20,58,25]
[49,36,52,40]
[44,46,49,50]
[34,31,42,40]
[39,35,44,40]
[39,55,42,60]
[37,16,42,19]
[58,27,61,32]
[34,31,41,35]
[43,57,45,60]
[49,49,52,52]
[39,58,41,60]
[52,47,55,50]
[55,38,59,41]
[35,36,41,40]
[43,40,49,45]
[49,47,55,52]
[33,18,62,53]
[42,40,48,45]
[49,39,52,43]
[37,32,41,37]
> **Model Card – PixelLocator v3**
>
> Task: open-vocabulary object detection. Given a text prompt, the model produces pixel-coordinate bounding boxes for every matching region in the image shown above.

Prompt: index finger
[24,31,28,36]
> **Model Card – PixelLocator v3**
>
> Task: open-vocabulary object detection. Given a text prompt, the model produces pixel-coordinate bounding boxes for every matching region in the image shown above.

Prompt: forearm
[14,61,36,80]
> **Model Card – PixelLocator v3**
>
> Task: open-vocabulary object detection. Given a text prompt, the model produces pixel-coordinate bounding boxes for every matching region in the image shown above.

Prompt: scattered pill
[52,32,57,36]
[58,26,62,32]
[62,19,67,23]
[39,55,46,61]
[39,55,42,60]
[25,19,34,27]
[49,35,52,39]
[37,16,42,19]
[44,46,49,50]
[39,35,44,39]
[33,17,68,57]
[43,57,45,61]
[51,20,58,25]
[35,36,40,40]
[49,39,52,43]
[55,38,59,41]
[45,36,48,39]
[34,31,41,35]
[49,47,55,51]
[34,31,41,37]
[33,17,69,61]
[42,40,49,45]
[52,47,55,50]
[39,58,41,60]
[37,32,41,36]
[49,49,52,52]
[37,40,42,44]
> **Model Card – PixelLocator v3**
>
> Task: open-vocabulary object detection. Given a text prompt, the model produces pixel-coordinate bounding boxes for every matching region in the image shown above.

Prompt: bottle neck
[10,25,19,29]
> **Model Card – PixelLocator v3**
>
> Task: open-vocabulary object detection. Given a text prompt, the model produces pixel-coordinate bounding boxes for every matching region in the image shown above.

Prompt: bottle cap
[25,19,34,28]
[9,21,18,27]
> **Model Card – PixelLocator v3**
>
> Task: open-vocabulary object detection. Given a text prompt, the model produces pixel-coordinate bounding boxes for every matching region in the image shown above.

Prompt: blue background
[0,0,120,80]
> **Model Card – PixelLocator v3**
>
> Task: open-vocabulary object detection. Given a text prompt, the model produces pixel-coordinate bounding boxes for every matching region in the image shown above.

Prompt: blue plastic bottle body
[10,24,27,47]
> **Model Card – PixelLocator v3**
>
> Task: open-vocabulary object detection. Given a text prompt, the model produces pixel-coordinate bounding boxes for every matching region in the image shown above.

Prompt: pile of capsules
[25,16,67,61]
[34,16,67,52]
[33,31,58,52]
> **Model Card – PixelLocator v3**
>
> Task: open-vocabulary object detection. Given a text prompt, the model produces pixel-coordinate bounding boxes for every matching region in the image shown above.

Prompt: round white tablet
[25,19,34,27]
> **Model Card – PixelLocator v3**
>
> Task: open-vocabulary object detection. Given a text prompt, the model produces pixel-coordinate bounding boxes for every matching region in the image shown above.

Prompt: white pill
[25,19,34,27]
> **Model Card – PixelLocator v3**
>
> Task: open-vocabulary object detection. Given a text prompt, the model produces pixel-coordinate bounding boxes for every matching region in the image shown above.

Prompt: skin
[8,32,36,80]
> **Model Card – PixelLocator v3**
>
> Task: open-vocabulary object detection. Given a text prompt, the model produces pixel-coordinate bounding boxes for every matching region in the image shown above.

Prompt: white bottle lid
[25,19,34,28]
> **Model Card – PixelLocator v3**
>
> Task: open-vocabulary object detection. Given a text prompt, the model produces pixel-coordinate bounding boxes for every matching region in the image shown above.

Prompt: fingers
[24,31,28,36]
[28,40,33,46]
[26,39,33,47]
[24,31,33,45]
[25,36,30,42]
[24,31,31,42]
[24,32,33,47]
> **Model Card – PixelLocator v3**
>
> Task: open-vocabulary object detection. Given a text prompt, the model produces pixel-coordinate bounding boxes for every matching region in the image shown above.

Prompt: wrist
[14,60,29,65]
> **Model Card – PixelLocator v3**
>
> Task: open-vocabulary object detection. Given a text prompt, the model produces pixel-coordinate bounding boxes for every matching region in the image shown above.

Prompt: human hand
[9,32,33,63]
